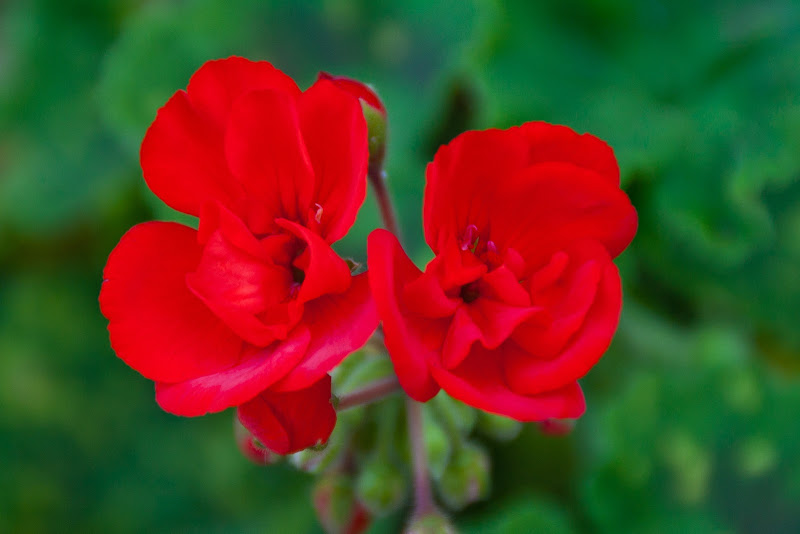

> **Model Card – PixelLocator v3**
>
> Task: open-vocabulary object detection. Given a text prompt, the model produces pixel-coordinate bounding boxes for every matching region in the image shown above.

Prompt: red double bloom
[100,57,378,454]
[368,123,637,421]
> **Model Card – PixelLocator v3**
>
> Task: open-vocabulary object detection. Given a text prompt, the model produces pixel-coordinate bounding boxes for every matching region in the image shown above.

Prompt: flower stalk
[364,121,440,525]
[369,166,401,239]
[337,376,401,411]
[406,397,438,519]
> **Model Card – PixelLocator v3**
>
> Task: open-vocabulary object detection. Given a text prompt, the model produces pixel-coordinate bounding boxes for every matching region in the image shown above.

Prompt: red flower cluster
[101,56,637,458]
[368,123,637,420]
[100,58,378,454]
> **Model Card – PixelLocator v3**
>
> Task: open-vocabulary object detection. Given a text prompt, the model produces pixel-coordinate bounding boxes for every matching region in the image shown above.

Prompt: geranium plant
[100,56,636,533]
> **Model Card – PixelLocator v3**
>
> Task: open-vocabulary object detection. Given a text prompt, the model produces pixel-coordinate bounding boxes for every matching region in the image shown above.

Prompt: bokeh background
[2,0,800,532]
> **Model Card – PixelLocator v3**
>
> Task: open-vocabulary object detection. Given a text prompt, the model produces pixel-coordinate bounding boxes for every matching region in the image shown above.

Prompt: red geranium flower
[368,123,637,421]
[100,57,378,454]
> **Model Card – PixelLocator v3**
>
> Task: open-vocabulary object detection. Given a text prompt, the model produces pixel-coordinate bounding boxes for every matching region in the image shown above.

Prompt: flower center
[460,281,480,303]
[291,265,306,284]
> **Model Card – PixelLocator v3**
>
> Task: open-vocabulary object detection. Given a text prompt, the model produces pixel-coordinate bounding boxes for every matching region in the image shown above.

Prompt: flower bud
[234,417,279,465]
[476,412,522,442]
[437,443,490,510]
[403,510,458,534]
[355,456,408,514]
[538,418,575,436]
[318,72,387,172]
[432,392,477,434]
[312,473,372,534]
[290,420,350,474]
[422,407,452,480]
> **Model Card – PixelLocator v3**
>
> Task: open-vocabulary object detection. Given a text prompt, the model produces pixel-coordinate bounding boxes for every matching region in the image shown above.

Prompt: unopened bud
[312,473,371,534]
[423,407,452,480]
[437,443,490,510]
[404,510,458,534]
[355,456,408,514]
[538,418,575,436]
[234,417,279,465]
[317,72,387,173]
[477,412,522,442]
[432,392,477,434]
[290,420,349,473]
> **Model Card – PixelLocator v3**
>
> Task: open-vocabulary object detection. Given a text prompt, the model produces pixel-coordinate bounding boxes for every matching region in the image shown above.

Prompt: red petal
[423,128,530,253]
[186,56,300,129]
[430,345,585,421]
[468,298,543,349]
[367,229,441,401]
[490,162,637,260]
[402,270,461,318]
[140,57,302,219]
[504,261,622,395]
[440,307,482,369]
[154,327,311,416]
[528,251,570,294]
[272,273,378,392]
[513,243,607,359]
[185,227,295,347]
[225,89,315,234]
[298,79,369,243]
[197,201,273,259]
[479,265,531,306]
[276,219,352,303]
[519,122,620,186]
[238,375,336,455]
[100,222,242,383]
[441,299,542,370]
[140,91,244,217]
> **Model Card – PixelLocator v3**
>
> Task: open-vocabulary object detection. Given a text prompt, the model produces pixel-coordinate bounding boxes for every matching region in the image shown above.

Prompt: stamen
[288,283,301,299]
[460,224,478,251]
[486,240,497,254]
[314,203,323,223]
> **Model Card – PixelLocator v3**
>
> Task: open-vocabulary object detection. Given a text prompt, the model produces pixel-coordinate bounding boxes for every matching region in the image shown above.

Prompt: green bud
[362,100,387,172]
[312,473,371,534]
[404,511,458,534]
[432,392,477,434]
[423,407,452,480]
[477,411,522,442]
[437,443,490,510]
[355,456,408,514]
[290,420,349,473]
[317,72,387,173]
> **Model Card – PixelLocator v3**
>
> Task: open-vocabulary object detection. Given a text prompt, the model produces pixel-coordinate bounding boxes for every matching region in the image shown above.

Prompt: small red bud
[317,72,386,117]
[538,418,575,436]
[234,417,278,465]
[312,473,372,534]
[404,510,458,534]
[317,72,387,173]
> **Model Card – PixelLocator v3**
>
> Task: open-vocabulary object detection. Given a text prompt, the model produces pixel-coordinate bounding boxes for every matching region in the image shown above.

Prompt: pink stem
[337,376,401,411]
[406,397,437,517]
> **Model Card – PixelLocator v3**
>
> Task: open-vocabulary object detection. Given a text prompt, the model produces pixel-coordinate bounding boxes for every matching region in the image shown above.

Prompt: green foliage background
[2,0,799,532]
